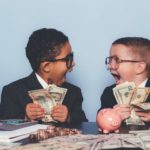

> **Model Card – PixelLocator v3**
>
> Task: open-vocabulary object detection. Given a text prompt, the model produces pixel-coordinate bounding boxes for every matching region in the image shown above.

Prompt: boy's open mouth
[111,73,121,84]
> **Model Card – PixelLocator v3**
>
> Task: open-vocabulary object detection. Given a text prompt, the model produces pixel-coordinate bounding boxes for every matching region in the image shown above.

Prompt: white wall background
[0,0,150,121]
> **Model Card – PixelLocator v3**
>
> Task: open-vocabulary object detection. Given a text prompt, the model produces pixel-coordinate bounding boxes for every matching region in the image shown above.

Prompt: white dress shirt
[35,73,48,89]
[138,78,148,88]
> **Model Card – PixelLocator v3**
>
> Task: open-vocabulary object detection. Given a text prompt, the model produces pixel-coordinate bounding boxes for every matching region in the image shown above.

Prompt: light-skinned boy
[99,37,150,122]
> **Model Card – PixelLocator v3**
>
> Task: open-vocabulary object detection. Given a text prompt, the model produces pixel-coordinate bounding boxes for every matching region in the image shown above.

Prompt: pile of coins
[29,125,82,142]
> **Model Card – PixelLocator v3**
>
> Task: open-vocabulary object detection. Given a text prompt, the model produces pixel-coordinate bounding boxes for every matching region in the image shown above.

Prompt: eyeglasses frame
[105,56,142,70]
[43,52,74,69]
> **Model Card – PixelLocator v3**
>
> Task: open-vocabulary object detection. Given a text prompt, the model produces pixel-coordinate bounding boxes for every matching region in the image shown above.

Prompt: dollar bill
[113,82,150,125]
[41,133,150,149]
[47,84,67,104]
[117,83,135,105]
[113,82,135,104]
[126,108,145,125]
[126,88,150,125]
[28,89,56,122]
[122,133,150,149]
[119,134,144,149]
[130,88,150,105]
[0,142,21,150]
[137,133,150,149]
[11,133,150,150]
[28,85,67,122]
[56,134,140,149]
[113,88,122,104]
[129,129,150,134]
[132,102,150,111]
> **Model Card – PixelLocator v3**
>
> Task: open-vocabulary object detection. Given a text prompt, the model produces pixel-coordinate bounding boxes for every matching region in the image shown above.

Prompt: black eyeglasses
[46,52,74,69]
[105,56,142,70]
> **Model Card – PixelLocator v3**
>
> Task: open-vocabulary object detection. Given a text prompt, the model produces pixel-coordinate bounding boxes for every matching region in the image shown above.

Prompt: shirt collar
[35,73,48,89]
[138,78,148,87]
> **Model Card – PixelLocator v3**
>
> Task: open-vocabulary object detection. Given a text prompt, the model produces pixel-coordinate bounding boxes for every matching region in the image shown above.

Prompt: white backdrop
[0,0,150,121]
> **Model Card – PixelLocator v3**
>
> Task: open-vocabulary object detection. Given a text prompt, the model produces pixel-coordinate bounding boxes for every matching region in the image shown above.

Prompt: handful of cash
[28,84,67,122]
[113,82,150,125]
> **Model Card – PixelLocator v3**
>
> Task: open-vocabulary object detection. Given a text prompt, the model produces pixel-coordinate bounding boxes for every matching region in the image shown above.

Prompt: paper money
[113,82,135,104]
[47,84,67,104]
[0,142,21,150]
[113,82,150,125]
[10,132,150,150]
[119,134,144,149]
[130,88,150,105]
[11,140,86,150]
[132,102,150,111]
[55,134,140,149]
[129,129,150,134]
[126,108,145,125]
[28,89,56,122]
[126,88,150,125]
[28,85,67,122]
[122,133,150,149]
[137,133,150,149]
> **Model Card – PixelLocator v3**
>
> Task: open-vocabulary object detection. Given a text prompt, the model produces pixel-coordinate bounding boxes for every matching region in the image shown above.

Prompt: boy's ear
[40,62,52,73]
[136,62,147,74]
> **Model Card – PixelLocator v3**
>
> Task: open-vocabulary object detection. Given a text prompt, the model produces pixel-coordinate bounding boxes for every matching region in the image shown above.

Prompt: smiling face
[38,42,75,86]
[49,42,75,85]
[108,44,147,85]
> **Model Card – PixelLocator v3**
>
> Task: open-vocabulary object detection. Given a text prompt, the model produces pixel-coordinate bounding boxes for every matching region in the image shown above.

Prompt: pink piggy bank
[96,108,122,133]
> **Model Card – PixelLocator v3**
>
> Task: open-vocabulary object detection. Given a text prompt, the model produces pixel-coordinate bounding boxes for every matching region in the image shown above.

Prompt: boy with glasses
[99,37,150,122]
[0,28,87,123]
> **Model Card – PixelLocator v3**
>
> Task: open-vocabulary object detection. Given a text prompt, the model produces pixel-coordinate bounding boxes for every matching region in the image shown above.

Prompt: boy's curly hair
[26,28,68,72]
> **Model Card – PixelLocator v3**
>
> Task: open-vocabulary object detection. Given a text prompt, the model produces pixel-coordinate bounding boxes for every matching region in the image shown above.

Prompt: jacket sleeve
[98,86,117,112]
[68,88,88,123]
[0,86,26,119]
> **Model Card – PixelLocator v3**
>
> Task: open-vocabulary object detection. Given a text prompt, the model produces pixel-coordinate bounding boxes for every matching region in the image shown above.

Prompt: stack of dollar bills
[113,82,150,125]
[28,84,67,122]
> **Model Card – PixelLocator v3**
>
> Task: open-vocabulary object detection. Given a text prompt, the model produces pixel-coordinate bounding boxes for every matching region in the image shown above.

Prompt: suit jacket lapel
[25,72,43,90]
[145,78,150,87]
[145,78,150,102]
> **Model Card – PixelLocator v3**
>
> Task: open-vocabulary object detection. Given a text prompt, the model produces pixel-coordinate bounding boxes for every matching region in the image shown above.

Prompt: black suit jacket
[0,73,88,123]
[100,78,150,110]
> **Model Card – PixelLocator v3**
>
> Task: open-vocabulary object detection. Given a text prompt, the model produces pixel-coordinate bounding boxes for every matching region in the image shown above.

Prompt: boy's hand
[135,108,150,122]
[25,103,45,121]
[113,104,131,120]
[51,104,69,123]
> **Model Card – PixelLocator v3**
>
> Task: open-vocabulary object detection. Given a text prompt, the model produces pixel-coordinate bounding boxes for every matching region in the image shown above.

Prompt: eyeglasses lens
[66,53,73,69]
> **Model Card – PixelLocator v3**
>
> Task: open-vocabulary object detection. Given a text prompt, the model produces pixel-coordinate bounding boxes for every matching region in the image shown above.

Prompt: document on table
[0,119,38,130]
[0,124,49,143]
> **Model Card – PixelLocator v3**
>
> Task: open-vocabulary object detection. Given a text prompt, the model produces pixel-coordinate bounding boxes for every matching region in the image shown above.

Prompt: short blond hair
[112,37,150,76]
